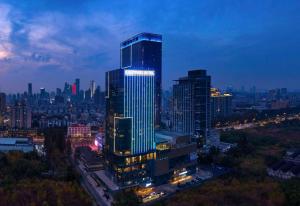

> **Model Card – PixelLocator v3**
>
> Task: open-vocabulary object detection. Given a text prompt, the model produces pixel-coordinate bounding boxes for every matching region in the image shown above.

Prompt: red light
[72,83,77,95]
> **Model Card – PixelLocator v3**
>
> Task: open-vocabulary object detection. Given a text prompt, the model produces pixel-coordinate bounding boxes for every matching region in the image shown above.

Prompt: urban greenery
[167,120,300,206]
[0,127,92,206]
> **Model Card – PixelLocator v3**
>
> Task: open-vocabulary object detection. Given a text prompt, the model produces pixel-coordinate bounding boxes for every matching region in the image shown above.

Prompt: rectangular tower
[105,68,156,187]
[121,33,162,128]
[28,83,32,96]
[172,70,211,146]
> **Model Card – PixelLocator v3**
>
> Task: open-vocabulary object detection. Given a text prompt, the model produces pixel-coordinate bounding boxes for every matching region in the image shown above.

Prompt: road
[75,162,111,206]
[217,113,300,131]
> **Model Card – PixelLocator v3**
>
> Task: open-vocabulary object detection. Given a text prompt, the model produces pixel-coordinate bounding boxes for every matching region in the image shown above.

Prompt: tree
[281,178,300,206]
[112,190,140,206]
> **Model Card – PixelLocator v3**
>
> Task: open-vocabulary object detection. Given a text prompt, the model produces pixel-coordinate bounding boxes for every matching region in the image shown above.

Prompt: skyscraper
[172,70,211,146]
[0,93,6,113]
[90,80,96,98]
[28,83,32,96]
[72,83,77,95]
[121,33,162,127]
[105,68,156,187]
[75,78,80,96]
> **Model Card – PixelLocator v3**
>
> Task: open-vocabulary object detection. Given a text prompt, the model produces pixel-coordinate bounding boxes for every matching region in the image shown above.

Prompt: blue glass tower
[121,33,162,128]
[105,68,156,187]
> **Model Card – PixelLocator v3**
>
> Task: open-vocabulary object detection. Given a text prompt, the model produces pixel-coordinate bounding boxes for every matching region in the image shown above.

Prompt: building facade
[172,70,211,146]
[211,88,233,122]
[10,101,32,129]
[0,137,34,153]
[0,93,6,113]
[153,131,197,185]
[105,68,156,187]
[121,33,162,127]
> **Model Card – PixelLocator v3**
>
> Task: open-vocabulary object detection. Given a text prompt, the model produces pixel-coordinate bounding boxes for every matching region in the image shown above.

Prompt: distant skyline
[0,0,300,93]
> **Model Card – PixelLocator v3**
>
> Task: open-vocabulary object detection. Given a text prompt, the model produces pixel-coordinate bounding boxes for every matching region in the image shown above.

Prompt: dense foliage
[0,127,92,206]
[0,179,92,206]
[168,120,300,206]
[112,190,140,206]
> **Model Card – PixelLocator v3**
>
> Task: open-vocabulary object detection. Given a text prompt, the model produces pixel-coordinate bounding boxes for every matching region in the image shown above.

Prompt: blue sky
[0,0,300,92]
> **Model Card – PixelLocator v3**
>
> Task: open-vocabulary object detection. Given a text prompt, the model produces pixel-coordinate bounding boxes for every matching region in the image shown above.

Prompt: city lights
[124,70,155,76]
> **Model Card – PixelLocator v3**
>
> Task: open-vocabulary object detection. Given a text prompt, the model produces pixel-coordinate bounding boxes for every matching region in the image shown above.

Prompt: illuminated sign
[125,70,155,76]
[179,171,188,176]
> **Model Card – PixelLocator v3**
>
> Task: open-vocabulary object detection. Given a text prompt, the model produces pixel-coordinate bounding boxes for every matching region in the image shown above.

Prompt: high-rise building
[40,88,46,98]
[0,93,6,113]
[94,86,105,108]
[90,80,96,98]
[72,83,77,95]
[172,70,211,146]
[64,82,71,95]
[10,101,32,129]
[121,33,162,127]
[211,88,233,122]
[105,68,156,187]
[28,83,32,96]
[75,78,80,96]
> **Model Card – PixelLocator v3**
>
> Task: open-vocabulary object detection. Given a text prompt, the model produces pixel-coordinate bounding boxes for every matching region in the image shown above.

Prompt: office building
[72,83,77,95]
[75,78,80,96]
[121,33,162,127]
[0,93,6,112]
[172,70,211,146]
[10,101,32,129]
[90,80,96,98]
[105,68,155,187]
[211,88,233,122]
[28,83,32,96]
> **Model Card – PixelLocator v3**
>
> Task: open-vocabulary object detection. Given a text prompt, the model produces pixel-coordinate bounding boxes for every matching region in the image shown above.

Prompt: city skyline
[1,0,300,92]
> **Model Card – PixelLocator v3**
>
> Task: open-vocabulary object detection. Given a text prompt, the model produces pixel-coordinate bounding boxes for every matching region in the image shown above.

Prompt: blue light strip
[121,37,162,49]
[124,70,155,155]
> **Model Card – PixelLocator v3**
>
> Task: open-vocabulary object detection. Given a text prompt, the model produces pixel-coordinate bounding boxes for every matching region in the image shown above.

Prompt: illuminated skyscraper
[72,83,77,95]
[105,68,155,187]
[121,33,162,127]
[172,70,211,146]
[90,80,96,98]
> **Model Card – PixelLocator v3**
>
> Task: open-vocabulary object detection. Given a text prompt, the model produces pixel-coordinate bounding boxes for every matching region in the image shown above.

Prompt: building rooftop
[121,32,162,48]
[0,137,32,145]
[155,131,191,145]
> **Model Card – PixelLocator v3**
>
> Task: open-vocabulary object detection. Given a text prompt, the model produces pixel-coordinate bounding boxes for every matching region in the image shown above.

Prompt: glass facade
[105,68,156,186]
[121,33,162,127]
[172,70,211,146]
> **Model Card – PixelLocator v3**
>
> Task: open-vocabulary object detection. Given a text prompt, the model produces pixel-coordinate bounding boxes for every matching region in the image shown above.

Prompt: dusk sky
[0,0,300,93]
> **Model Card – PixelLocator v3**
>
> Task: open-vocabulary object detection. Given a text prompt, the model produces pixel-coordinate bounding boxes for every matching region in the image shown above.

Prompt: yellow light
[170,176,192,185]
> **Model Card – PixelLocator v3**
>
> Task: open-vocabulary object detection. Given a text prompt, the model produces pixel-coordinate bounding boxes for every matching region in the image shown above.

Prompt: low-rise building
[267,149,300,179]
[0,137,34,153]
[211,88,233,122]
[68,124,92,150]
[75,146,103,171]
[153,131,197,185]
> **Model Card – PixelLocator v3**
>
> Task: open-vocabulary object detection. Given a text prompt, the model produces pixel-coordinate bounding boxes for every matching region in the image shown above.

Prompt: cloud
[0,2,141,83]
[1,0,300,92]
[0,4,12,61]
